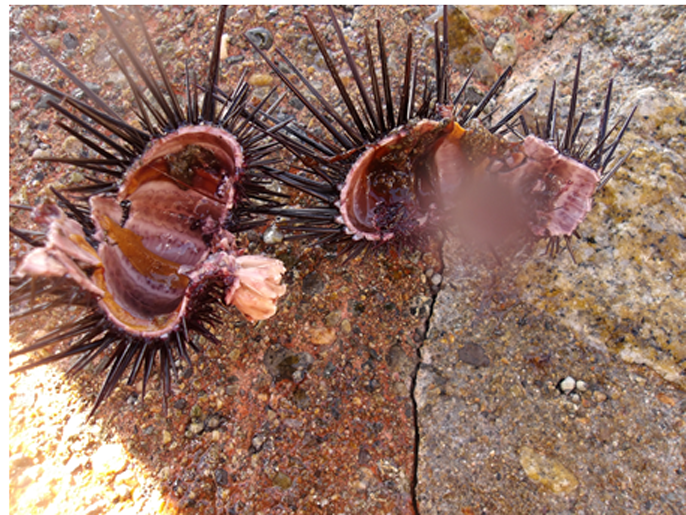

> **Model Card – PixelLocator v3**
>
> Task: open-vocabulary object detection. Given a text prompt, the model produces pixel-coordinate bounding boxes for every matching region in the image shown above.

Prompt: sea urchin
[10,6,288,415]
[248,7,634,261]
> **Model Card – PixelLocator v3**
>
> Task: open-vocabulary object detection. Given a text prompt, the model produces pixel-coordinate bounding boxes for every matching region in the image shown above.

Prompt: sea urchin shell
[249,7,537,259]
[338,119,462,242]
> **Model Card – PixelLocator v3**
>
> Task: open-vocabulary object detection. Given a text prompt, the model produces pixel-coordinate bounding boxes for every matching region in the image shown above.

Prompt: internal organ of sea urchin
[10,6,287,413]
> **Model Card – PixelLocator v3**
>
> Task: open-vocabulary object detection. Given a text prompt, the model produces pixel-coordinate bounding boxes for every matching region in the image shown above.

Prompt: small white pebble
[575,380,588,392]
[593,391,608,403]
[219,33,230,60]
[263,225,284,245]
[559,376,576,394]
[31,148,51,160]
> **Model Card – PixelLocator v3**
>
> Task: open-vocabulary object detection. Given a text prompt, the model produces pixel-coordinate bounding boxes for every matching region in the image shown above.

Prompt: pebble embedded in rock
[301,272,325,295]
[189,421,204,435]
[206,415,221,429]
[31,148,51,160]
[215,468,229,487]
[62,32,78,50]
[387,344,414,375]
[263,224,284,244]
[248,73,274,88]
[559,376,576,395]
[492,33,518,66]
[409,295,431,317]
[288,96,305,110]
[519,446,579,493]
[251,433,266,453]
[263,344,313,381]
[36,93,61,110]
[35,15,59,33]
[325,310,341,327]
[272,471,292,490]
[45,38,60,52]
[60,135,84,158]
[546,5,577,17]
[593,391,608,403]
[309,326,337,346]
[443,6,496,81]
[458,342,490,368]
[74,82,102,99]
[219,33,230,60]
[236,8,251,21]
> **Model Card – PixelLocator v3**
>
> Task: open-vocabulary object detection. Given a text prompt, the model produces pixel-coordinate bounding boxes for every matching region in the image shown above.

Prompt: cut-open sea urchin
[10,6,288,415]
[249,6,634,261]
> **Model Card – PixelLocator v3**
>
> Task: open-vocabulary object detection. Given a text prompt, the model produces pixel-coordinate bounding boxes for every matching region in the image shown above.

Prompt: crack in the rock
[409,242,445,515]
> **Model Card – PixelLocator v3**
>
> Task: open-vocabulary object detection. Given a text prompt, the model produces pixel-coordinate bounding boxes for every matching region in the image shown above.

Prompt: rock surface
[417,5,685,513]
[9,5,685,515]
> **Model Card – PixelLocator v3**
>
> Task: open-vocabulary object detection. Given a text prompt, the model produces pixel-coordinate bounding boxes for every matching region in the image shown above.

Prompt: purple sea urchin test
[249,7,538,258]
[498,135,600,239]
[440,127,605,251]
[16,126,287,337]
